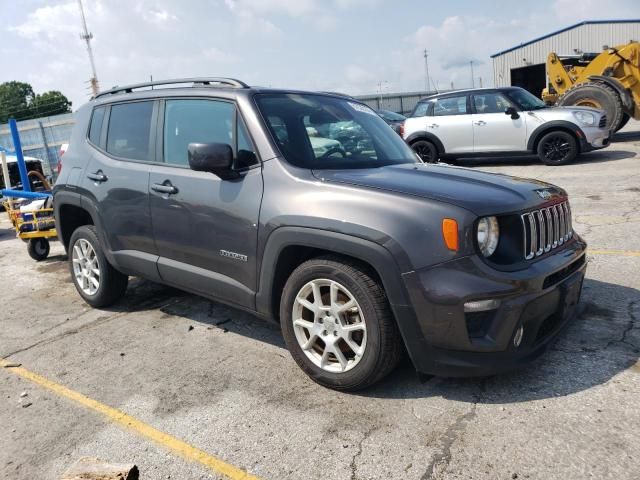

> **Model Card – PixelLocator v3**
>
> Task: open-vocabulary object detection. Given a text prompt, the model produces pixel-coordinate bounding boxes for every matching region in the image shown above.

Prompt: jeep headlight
[572,110,596,126]
[477,216,499,257]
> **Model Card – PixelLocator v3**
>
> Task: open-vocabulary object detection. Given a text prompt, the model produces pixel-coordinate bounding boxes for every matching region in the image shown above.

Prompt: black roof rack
[93,77,249,99]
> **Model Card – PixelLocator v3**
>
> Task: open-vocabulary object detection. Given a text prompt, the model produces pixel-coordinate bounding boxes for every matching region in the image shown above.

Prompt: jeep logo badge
[536,189,553,199]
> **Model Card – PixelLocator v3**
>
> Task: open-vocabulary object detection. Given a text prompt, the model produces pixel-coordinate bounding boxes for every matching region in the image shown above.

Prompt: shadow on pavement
[455,149,636,168]
[111,275,638,404]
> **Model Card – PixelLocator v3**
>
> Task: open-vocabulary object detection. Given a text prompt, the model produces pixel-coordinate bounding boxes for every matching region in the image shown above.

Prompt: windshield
[378,110,406,122]
[505,88,547,111]
[255,93,417,170]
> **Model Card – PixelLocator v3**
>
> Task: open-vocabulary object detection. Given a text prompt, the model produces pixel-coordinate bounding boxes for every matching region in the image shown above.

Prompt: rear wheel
[557,82,623,131]
[411,139,439,163]
[280,256,403,391]
[537,130,578,166]
[69,225,128,307]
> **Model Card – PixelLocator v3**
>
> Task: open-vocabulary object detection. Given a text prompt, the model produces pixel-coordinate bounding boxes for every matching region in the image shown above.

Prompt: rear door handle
[151,182,178,195]
[87,171,107,182]
[474,120,487,126]
[428,123,439,128]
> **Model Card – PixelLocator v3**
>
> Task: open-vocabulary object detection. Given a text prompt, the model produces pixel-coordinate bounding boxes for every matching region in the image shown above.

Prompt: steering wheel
[320,147,347,158]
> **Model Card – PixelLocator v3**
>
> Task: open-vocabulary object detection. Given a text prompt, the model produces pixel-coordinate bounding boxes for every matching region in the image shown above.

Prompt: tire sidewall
[537,131,577,166]
[559,83,622,130]
[28,238,50,261]
[68,226,114,306]
[411,140,438,163]
[280,262,383,389]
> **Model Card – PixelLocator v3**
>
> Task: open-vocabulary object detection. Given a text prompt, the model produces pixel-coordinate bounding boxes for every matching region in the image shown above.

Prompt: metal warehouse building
[492,19,640,97]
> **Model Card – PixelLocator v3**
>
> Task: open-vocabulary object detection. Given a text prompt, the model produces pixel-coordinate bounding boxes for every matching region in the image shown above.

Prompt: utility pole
[423,49,431,92]
[479,76,483,88]
[78,0,99,96]
[470,60,475,88]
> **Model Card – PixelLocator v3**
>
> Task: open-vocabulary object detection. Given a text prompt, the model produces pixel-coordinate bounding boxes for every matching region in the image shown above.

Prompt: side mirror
[505,106,520,119]
[187,143,238,180]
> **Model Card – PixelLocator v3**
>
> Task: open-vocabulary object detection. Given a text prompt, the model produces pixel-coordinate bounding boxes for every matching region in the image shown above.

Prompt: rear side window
[88,106,106,145]
[106,101,154,161]
[433,95,468,116]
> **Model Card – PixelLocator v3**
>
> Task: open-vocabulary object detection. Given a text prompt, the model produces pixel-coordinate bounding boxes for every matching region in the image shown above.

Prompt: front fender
[527,120,586,152]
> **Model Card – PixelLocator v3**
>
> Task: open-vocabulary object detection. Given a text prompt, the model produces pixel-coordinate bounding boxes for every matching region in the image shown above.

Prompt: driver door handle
[474,120,487,126]
[87,171,107,182]
[151,182,178,195]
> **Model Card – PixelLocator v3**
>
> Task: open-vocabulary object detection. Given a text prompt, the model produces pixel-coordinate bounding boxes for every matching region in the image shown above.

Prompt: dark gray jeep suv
[54,77,587,390]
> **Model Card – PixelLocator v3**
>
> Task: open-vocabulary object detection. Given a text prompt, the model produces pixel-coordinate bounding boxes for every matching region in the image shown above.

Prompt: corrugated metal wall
[493,22,640,87]
[0,113,75,176]
[355,90,451,115]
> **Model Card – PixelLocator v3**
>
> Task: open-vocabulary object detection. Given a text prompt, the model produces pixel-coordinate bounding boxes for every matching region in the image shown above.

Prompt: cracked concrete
[2,121,640,479]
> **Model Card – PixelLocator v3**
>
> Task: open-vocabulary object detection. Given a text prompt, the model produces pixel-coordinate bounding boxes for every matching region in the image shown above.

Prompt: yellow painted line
[0,358,260,480]
[589,249,640,257]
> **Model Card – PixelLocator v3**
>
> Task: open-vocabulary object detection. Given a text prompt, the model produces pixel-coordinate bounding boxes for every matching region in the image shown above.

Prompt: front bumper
[400,236,587,376]
[581,126,610,151]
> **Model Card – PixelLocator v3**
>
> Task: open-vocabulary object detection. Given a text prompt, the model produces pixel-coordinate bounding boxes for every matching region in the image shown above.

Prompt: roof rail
[93,77,249,99]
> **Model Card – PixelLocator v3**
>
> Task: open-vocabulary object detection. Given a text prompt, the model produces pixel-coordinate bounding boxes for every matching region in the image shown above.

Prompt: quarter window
[88,106,106,146]
[473,93,512,114]
[433,96,468,116]
[106,102,154,161]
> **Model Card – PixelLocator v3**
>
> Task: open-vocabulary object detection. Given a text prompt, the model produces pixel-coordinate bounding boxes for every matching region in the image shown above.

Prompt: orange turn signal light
[442,218,459,251]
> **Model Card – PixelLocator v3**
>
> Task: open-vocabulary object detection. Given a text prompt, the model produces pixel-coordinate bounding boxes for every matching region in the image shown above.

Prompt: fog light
[464,299,500,313]
[513,326,524,347]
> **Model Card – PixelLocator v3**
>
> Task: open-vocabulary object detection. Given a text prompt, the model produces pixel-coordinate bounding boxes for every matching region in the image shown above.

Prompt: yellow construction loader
[542,41,640,131]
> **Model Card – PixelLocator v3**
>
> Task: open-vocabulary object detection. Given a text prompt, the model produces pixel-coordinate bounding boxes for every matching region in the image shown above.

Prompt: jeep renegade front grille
[521,201,572,260]
[599,115,607,128]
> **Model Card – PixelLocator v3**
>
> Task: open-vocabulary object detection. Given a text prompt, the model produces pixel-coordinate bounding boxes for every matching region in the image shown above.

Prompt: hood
[313,163,566,216]
[531,105,604,120]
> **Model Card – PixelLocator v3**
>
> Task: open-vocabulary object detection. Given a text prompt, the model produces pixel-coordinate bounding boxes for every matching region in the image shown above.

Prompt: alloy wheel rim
[415,144,434,162]
[292,279,367,373]
[72,238,101,296]
[542,136,571,162]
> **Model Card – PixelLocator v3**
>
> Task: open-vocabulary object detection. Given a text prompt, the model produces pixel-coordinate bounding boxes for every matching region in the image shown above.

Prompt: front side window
[433,95,468,116]
[473,93,513,114]
[163,99,257,168]
[411,102,430,117]
[106,101,154,161]
[256,93,416,170]
[88,106,106,146]
[505,88,546,111]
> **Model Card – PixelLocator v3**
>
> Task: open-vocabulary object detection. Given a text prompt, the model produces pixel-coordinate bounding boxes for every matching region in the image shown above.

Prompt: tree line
[0,81,72,124]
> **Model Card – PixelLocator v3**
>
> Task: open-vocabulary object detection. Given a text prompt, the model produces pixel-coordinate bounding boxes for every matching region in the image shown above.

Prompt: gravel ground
[1,121,639,480]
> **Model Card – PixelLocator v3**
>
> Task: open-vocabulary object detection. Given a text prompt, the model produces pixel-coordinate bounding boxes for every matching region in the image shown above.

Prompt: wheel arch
[256,227,412,323]
[54,191,95,251]
[527,121,584,153]
[405,131,445,155]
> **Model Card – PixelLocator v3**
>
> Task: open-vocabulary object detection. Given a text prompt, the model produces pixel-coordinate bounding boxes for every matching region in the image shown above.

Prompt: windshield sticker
[348,102,376,115]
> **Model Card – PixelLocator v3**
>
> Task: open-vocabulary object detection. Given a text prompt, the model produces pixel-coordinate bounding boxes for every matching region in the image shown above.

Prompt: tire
[27,238,50,261]
[536,130,578,166]
[557,82,623,131]
[68,225,128,308]
[280,255,403,391]
[615,113,631,132]
[410,139,439,163]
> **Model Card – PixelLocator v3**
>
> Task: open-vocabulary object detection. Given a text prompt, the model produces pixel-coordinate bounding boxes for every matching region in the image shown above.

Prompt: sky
[1,0,638,111]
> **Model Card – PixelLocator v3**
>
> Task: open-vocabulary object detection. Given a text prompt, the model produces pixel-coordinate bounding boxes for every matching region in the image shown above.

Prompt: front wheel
[280,256,403,391]
[411,140,439,163]
[537,131,578,166]
[68,225,128,307]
